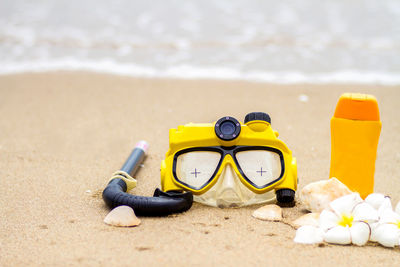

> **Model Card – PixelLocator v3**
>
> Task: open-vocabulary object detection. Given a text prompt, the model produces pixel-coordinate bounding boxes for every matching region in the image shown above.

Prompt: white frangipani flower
[364,193,393,243]
[320,193,377,246]
[396,201,400,214]
[294,193,378,246]
[372,198,400,248]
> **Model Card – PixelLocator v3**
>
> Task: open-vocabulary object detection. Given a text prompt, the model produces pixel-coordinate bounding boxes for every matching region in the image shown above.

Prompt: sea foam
[1,58,399,85]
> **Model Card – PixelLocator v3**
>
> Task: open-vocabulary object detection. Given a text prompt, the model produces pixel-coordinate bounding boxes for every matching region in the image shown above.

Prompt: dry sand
[1,72,400,266]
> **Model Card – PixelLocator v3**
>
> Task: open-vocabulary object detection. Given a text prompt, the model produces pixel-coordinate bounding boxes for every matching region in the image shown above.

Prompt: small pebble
[298,94,309,102]
[300,178,352,212]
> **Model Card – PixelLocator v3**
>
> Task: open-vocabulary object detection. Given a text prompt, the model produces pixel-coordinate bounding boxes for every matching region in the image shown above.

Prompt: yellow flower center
[396,220,400,229]
[338,214,354,227]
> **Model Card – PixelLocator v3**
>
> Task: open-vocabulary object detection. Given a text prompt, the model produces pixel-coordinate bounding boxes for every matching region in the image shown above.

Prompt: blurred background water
[1,0,399,84]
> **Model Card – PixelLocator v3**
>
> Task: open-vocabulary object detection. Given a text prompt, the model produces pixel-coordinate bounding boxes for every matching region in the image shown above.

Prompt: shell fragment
[104,205,141,227]
[291,213,320,229]
[252,204,282,221]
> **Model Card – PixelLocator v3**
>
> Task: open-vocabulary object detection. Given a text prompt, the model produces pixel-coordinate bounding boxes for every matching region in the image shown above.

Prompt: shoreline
[1,66,400,85]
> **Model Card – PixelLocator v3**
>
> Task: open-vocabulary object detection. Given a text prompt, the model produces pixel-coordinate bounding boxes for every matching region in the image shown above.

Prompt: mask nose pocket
[220,165,238,190]
[191,150,277,207]
[215,164,245,207]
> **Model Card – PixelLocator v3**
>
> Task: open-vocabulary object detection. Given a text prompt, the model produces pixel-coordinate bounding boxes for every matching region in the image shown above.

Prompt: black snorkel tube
[102,141,193,216]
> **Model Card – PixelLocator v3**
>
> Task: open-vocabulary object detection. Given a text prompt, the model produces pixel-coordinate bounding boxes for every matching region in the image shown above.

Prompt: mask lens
[175,151,221,190]
[235,150,282,188]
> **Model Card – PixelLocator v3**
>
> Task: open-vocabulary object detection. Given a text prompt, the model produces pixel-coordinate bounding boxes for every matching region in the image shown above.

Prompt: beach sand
[1,72,400,266]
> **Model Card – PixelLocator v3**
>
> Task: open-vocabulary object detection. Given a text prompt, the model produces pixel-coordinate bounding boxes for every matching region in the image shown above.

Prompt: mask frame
[161,113,297,205]
[172,145,285,194]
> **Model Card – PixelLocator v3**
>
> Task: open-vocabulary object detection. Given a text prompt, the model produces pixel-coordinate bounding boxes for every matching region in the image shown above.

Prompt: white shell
[291,213,320,229]
[365,193,386,210]
[104,206,141,227]
[252,204,282,221]
[294,225,324,244]
[350,222,370,246]
[299,178,352,213]
[323,226,351,245]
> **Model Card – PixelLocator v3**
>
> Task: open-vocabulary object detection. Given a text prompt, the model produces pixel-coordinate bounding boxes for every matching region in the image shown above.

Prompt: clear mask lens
[236,150,282,187]
[175,151,221,189]
[174,148,281,208]
[194,165,275,208]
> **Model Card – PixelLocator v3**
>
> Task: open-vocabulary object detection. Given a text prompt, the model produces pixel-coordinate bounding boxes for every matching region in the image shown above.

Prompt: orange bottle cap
[334,93,380,121]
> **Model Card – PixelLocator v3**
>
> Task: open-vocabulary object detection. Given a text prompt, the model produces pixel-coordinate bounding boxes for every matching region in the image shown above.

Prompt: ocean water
[1,0,400,84]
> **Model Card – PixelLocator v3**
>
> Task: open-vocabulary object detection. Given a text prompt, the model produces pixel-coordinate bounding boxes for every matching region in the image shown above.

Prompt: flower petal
[378,196,393,215]
[365,193,386,210]
[352,202,379,223]
[369,222,380,242]
[294,225,324,244]
[323,226,351,245]
[374,223,400,248]
[395,201,400,215]
[319,210,338,231]
[330,193,362,217]
[350,222,370,246]
[379,209,400,224]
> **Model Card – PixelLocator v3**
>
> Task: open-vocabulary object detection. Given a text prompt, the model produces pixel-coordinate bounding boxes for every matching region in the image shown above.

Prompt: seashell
[291,212,320,229]
[299,177,352,212]
[252,204,282,221]
[104,205,141,227]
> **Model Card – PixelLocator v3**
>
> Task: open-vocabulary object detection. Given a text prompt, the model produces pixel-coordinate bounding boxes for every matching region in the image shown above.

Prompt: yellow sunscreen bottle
[330,93,381,199]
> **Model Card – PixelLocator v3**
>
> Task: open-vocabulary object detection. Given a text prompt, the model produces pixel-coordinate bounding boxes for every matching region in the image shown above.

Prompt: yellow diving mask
[161,112,297,208]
